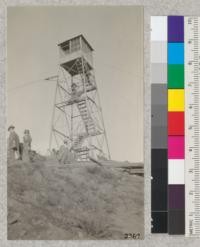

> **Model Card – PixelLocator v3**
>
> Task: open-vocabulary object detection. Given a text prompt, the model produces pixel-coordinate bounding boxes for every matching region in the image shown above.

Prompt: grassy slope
[8,157,144,240]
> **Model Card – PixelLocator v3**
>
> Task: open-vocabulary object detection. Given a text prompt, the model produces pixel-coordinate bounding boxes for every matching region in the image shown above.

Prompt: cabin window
[71,38,80,53]
[61,42,70,54]
[82,40,91,54]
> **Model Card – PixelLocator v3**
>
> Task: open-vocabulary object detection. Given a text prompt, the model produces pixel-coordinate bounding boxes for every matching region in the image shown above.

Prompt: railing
[59,47,93,67]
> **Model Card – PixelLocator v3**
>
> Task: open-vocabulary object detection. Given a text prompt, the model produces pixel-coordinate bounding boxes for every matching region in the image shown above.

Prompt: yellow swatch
[168,89,184,111]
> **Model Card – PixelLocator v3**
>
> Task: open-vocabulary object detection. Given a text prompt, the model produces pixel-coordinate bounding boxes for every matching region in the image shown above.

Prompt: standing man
[58,139,74,164]
[22,129,32,162]
[7,125,20,164]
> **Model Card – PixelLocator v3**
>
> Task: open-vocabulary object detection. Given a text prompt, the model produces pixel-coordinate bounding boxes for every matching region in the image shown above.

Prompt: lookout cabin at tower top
[58,35,94,76]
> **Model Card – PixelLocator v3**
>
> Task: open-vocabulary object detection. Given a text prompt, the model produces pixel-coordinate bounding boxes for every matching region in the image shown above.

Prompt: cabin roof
[58,34,94,51]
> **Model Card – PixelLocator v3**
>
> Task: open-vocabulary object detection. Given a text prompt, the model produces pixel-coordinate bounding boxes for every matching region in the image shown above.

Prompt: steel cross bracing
[49,56,110,161]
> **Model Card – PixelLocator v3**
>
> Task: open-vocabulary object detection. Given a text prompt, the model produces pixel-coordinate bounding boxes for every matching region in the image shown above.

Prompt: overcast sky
[7,6,143,162]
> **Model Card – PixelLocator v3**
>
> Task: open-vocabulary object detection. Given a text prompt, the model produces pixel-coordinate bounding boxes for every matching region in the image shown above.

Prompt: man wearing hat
[7,125,20,163]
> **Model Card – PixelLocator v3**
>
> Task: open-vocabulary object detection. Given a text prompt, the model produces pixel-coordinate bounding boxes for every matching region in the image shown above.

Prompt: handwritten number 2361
[124,233,140,239]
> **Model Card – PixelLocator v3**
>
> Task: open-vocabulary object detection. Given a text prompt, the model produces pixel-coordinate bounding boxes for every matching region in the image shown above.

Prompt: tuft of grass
[86,165,102,175]
[86,165,117,180]
[74,211,114,239]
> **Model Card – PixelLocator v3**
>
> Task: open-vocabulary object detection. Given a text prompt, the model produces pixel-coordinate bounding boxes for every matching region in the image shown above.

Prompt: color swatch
[151,16,168,233]
[167,16,185,235]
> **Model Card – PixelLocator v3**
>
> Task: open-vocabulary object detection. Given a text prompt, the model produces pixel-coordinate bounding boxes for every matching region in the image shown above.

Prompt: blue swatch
[168,43,184,64]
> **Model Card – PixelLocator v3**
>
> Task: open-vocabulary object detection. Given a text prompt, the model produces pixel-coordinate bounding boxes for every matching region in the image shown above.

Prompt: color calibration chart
[151,16,200,236]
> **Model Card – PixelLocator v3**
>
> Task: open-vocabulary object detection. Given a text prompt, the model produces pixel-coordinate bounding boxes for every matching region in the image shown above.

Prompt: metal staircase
[75,146,89,161]
[72,133,89,161]
[77,99,95,134]
[72,133,86,149]
[72,59,96,160]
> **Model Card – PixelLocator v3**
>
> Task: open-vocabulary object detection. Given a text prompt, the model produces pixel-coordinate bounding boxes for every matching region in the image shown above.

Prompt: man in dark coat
[7,125,20,163]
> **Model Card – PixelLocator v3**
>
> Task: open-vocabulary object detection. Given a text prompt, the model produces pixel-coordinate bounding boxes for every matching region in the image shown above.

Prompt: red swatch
[168,112,184,136]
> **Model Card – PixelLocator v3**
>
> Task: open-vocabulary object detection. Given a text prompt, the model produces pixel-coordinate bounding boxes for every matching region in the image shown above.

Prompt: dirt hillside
[8,156,144,240]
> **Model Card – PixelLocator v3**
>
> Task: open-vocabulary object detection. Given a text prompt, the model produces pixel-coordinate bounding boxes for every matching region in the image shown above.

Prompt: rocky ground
[8,156,144,240]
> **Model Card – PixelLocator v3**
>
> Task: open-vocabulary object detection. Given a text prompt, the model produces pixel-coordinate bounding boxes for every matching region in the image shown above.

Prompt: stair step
[88,128,95,132]
[86,124,94,127]
[79,154,88,157]
[78,151,88,154]
[85,123,92,126]
[79,109,87,112]
[74,140,82,144]
[77,152,88,155]
[78,105,86,109]
[88,130,95,133]
[87,120,93,123]
[78,101,86,105]
[81,114,88,118]
[78,105,87,109]
[86,122,94,126]
[79,157,88,161]
[79,107,87,110]
[78,100,86,103]
[75,147,89,151]
[78,102,86,105]
[78,104,86,108]
[87,129,95,132]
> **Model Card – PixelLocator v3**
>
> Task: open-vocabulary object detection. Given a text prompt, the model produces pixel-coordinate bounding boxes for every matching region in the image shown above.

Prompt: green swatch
[168,64,184,89]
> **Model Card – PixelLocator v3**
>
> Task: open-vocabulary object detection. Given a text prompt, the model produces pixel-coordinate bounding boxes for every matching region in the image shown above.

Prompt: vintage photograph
[7,6,144,240]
